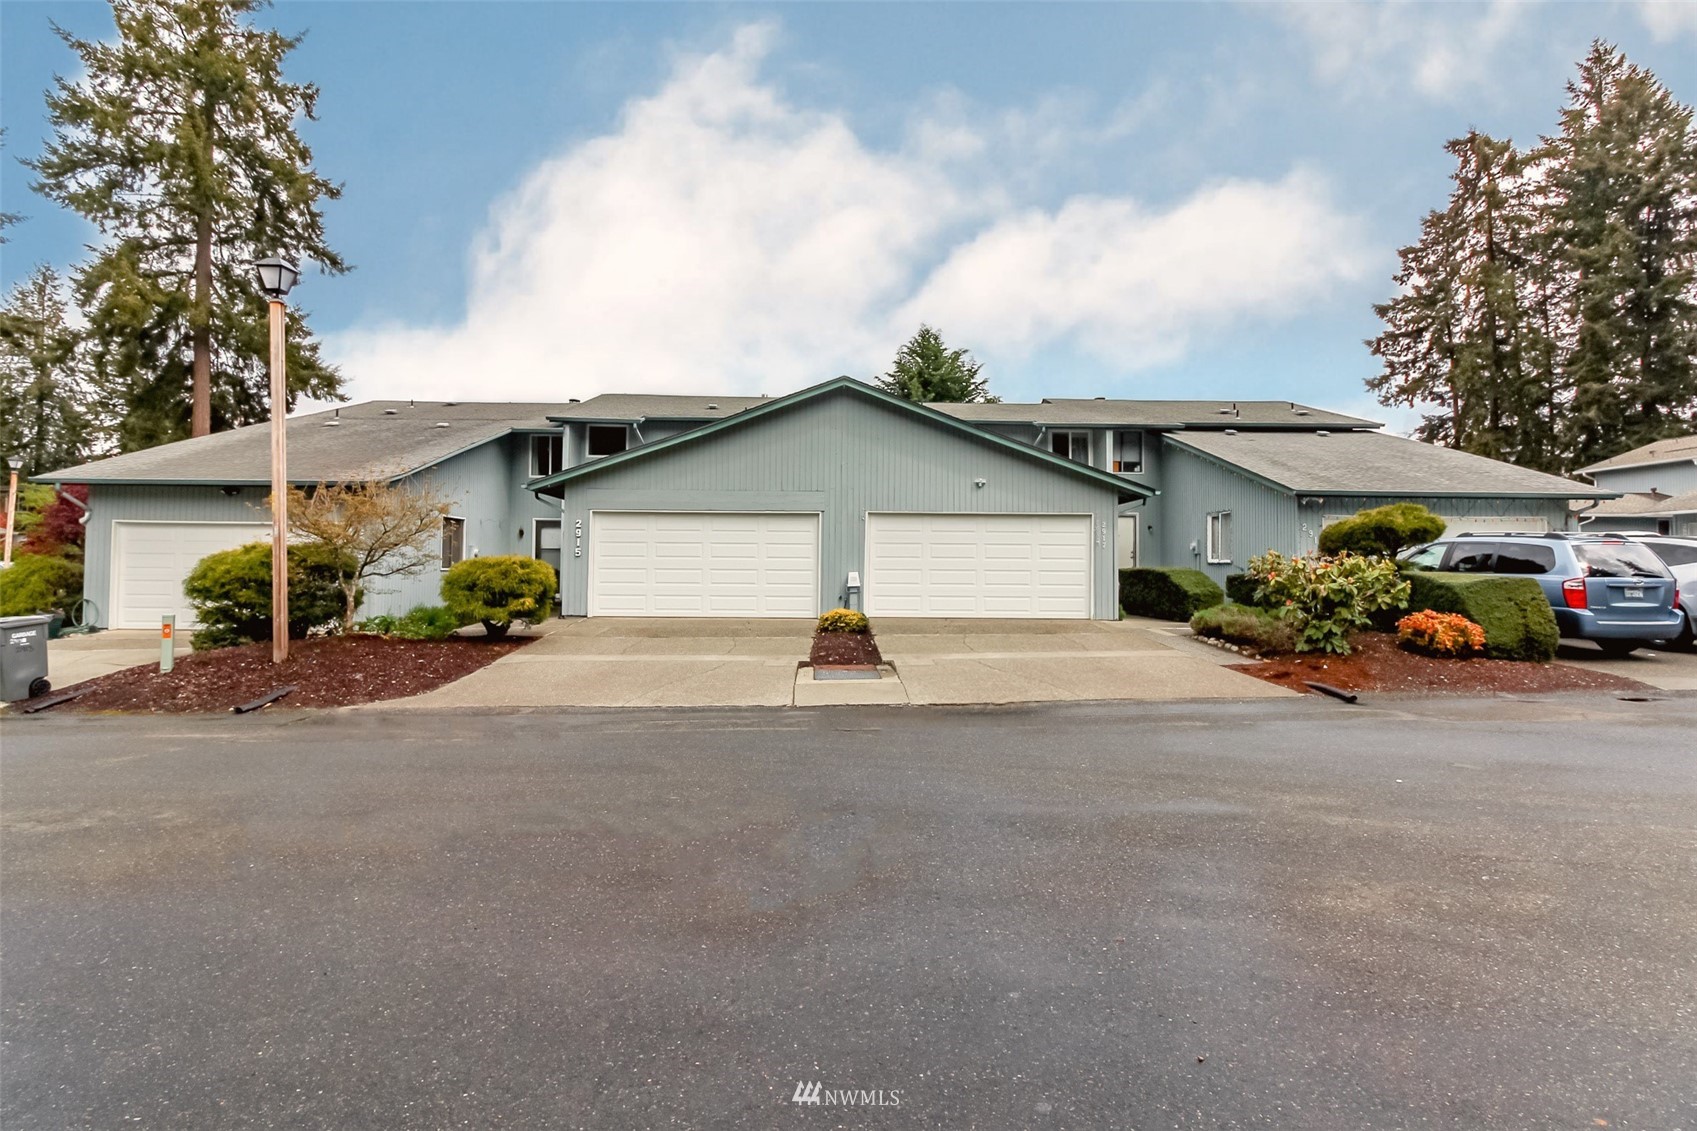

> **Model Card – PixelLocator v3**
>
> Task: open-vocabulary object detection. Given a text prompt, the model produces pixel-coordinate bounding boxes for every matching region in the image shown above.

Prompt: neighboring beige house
[1577,433,1697,536]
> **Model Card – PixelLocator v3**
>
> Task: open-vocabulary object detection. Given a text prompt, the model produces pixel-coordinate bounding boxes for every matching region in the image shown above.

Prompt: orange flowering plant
[1396,610,1486,658]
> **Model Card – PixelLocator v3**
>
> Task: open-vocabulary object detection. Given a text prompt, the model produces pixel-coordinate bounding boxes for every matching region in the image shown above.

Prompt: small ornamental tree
[285,479,452,632]
[441,556,556,638]
[1318,503,1447,558]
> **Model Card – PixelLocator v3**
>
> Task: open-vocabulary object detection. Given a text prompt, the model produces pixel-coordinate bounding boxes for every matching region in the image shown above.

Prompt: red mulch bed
[49,634,529,714]
[808,630,883,668]
[1228,631,1652,696]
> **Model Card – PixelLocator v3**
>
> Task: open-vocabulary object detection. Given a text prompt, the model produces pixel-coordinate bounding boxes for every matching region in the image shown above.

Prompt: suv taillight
[1562,577,1589,609]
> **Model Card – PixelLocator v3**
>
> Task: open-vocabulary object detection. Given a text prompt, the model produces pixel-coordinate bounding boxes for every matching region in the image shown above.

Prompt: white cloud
[1637,0,1697,41]
[329,23,1369,403]
[900,171,1370,368]
[1275,0,1528,101]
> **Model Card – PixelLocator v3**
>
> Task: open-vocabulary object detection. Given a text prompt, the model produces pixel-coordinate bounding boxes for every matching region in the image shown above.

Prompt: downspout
[56,487,92,526]
[1570,498,1601,530]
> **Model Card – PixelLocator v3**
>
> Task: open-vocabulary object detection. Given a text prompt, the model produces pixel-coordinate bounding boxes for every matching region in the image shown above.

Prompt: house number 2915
[573,518,583,558]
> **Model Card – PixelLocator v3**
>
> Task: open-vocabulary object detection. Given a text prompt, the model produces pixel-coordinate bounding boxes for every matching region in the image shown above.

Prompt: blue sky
[4,2,1695,426]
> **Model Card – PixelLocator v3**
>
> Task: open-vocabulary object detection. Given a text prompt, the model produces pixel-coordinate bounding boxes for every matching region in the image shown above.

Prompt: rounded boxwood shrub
[1224,572,1262,607]
[1318,503,1447,559]
[0,553,83,617]
[441,556,557,638]
[184,542,356,649]
[1119,567,1225,621]
[817,608,870,634]
[1405,572,1558,661]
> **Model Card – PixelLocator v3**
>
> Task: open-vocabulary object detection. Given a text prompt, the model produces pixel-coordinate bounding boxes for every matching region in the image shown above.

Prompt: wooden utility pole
[269,299,289,663]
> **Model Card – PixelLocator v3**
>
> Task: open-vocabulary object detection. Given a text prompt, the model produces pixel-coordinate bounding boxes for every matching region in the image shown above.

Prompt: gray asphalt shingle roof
[1577,432,1697,473]
[38,401,566,484]
[1168,430,1613,498]
[930,399,1378,428]
[1586,489,1697,517]
[554,394,772,421]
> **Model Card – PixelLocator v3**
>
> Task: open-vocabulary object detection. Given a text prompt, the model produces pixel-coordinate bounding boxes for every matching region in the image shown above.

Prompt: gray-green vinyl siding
[556,392,1126,618]
[1153,442,1577,584]
[81,440,562,628]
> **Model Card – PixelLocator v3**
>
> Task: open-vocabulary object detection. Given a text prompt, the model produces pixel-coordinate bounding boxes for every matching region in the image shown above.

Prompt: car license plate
[1624,586,1644,599]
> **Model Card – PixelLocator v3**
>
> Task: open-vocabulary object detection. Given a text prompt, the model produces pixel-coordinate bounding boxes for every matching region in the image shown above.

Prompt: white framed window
[1050,430,1090,463]
[586,424,628,458]
[1206,511,1233,564]
[530,433,564,477]
[1113,430,1142,474]
[441,516,466,570]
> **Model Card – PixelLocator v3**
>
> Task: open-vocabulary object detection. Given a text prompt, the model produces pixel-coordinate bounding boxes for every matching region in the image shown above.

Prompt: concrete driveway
[387,616,1290,709]
[41,630,187,692]
[876,617,1290,704]
[1556,638,1697,690]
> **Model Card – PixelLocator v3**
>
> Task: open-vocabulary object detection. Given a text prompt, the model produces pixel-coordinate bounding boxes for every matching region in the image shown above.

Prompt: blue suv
[1398,533,1684,656]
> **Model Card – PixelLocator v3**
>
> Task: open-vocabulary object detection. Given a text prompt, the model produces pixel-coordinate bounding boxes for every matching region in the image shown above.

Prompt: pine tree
[875,325,998,403]
[1366,132,1561,469]
[27,0,348,449]
[0,131,21,242]
[1540,40,1697,467]
[0,266,97,476]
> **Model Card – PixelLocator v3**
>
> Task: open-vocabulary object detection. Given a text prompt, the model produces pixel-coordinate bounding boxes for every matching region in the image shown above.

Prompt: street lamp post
[2,455,22,568]
[253,257,301,664]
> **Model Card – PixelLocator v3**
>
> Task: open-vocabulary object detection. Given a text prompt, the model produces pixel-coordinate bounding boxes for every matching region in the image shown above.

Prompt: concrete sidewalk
[382,616,1291,709]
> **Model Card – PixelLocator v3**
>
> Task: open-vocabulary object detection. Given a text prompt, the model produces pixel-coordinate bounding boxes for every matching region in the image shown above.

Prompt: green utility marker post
[160,615,175,673]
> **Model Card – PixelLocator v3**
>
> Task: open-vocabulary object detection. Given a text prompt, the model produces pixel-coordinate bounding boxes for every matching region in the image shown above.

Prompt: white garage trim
[587,510,821,617]
[863,512,1093,619]
[110,520,273,630]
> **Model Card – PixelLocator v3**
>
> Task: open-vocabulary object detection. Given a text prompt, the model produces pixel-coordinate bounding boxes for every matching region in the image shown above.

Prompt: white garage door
[865,513,1092,618]
[111,521,272,629]
[589,511,819,617]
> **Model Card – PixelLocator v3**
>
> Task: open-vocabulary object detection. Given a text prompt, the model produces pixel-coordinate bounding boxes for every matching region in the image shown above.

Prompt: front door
[534,520,563,598]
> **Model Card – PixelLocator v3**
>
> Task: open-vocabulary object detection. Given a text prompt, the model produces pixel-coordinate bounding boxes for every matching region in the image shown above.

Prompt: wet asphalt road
[2,695,1695,1130]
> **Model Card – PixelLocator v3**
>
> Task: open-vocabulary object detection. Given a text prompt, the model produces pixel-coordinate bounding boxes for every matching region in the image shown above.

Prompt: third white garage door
[589,511,820,617]
[864,513,1092,618]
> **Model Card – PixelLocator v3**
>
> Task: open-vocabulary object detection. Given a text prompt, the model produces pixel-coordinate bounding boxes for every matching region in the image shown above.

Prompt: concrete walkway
[383,616,1291,709]
[42,630,188,692]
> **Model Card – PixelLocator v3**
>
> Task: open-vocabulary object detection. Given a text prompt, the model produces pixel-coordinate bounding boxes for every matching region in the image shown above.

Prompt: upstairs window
[441,516,465,570]
[1206,511,1233,564]
[530,433,564,477]
[1114,430,1143,474]
[587,424,628,458]
[1050,430,1090,463]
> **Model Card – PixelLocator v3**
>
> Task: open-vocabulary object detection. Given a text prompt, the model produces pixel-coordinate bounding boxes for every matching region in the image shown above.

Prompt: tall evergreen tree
[1540,40,1697,467]
[0,266,97,476]
[875,324,998,403]
[27,0,348,449]
[0,130,22,241]
[1366,132,1561,470]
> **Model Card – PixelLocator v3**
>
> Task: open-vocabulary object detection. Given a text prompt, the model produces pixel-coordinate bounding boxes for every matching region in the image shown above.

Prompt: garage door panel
[589,512,819,617]
[112,521,273,629]
[866,513,1091,619]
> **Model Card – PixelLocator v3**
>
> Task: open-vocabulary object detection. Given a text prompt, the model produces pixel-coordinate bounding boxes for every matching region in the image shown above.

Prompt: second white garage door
[865,513,1092,618]
[111,520,273,629]
[589,511,820,617]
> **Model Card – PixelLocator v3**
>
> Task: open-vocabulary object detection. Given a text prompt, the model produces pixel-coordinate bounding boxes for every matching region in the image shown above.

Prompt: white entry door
[589,511,819,617]
[864,513,1092,618]
[111,521,273,629]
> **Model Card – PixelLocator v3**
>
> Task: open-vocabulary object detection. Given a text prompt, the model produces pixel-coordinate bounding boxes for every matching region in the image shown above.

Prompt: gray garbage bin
[0,614,53,701]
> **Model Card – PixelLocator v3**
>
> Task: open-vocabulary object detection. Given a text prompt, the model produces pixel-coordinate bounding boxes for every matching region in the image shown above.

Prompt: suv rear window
[1490,543,1557,574]
[1575,542,1670,578]
[1647,541,1697,568]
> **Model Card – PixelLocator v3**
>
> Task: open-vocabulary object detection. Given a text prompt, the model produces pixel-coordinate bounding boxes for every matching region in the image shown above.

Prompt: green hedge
[1190,604,1298,653]
[183,541,355,649]
[0,554,82,617]
[1224,572,1261,607]
[1405,572,1558,661]
[1119,567,1224,621]
[1318,503,1447,558]
[441,556,556,638]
